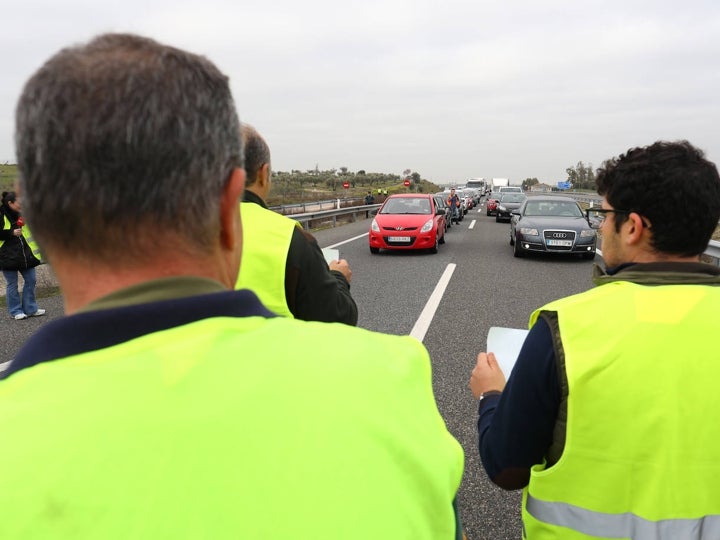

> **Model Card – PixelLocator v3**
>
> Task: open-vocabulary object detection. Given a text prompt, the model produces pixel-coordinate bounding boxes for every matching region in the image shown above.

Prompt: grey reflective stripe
[527,494,720,539]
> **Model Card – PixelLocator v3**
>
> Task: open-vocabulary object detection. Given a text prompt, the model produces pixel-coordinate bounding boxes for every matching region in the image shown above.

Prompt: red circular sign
[342,181,350,189]
[403,179,410,186]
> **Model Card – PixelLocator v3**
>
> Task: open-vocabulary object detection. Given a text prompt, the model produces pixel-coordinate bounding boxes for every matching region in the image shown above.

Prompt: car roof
[386,193,432,199]
[527,195,576,202]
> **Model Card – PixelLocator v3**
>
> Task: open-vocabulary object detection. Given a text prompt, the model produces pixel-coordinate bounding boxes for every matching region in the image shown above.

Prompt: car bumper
[369,232,438,250]
[515,235,596,254]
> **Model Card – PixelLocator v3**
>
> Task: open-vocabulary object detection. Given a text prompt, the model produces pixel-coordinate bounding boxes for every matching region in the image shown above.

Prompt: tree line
[520,161,597,191]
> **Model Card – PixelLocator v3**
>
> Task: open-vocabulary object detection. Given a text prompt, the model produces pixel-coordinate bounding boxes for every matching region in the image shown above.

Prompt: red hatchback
[369,194,446,254]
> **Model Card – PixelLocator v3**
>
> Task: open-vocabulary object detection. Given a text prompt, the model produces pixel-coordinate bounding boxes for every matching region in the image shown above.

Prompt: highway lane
[318,206,599,539]
[0,204,601,539]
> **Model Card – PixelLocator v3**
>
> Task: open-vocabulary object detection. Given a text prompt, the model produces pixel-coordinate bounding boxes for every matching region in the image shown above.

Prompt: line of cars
[367,188,482,254]
[368,189,597,261]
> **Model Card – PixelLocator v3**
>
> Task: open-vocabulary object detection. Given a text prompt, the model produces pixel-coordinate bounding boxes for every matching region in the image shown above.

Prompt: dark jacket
[0,206,41,272]
[243,191,358,325]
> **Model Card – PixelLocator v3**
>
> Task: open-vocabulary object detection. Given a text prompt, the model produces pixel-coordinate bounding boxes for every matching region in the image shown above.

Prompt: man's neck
[50,251,236,315]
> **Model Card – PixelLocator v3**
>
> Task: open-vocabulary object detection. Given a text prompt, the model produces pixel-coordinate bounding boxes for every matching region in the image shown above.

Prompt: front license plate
[388,236,411,242]
[546,239,573,247]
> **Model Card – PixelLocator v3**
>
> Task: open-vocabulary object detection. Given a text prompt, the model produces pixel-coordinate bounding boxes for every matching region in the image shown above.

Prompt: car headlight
[421,218,434,233]
[497,205,506,211]
[519,227,539,236]
[371,219,380,232]
[580,229,596,238]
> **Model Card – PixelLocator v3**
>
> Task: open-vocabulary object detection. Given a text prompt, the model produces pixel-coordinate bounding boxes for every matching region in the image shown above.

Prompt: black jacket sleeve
[284,227,358,326]
[478,317,560,490]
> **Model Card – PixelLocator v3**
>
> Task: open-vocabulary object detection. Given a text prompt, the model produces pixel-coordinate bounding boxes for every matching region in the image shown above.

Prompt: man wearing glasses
[469,140,720,538]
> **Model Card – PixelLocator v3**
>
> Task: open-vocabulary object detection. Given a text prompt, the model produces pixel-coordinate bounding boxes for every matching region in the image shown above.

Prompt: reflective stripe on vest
[523,281,720,539]
[235,202,297,318]
[527,494,720,540]
[22,224,43,262]
[0,214,10,249]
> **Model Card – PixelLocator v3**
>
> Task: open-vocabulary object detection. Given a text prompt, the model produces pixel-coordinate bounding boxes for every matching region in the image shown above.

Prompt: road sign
[342,181,350,189]
[557,181,571,190]
[403,179,410,187]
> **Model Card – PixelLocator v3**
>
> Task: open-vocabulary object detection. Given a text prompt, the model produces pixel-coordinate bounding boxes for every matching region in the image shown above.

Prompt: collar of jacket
[243,190,268,209]
[593,261,720,287]
[5,288,275,380]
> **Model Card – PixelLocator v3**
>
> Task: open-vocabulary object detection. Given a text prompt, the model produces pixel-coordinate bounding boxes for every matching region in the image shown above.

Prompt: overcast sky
[2,0,720,185]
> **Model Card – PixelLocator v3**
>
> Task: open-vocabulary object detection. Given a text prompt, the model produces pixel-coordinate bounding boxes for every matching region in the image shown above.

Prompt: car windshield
[524,200,583,217]
[380,197,431,214]
[500,194,525,203]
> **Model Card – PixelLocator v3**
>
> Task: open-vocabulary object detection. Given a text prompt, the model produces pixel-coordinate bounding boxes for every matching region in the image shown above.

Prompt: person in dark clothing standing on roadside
[0,191,45,320]
[235,125,358,325]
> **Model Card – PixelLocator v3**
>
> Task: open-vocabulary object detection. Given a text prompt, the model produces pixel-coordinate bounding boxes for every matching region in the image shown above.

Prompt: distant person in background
[364,191,375,205]
[236,125,358,325]
[469,140,720,538]
[447,188,461,223]
[0,190,44,320]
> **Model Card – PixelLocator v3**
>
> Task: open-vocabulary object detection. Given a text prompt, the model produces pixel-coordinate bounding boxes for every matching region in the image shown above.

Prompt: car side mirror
[371,209,379,216]
[437,209,446,215]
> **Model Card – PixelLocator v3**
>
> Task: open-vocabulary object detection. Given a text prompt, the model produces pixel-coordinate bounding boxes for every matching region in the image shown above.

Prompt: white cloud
[2,0,720,182]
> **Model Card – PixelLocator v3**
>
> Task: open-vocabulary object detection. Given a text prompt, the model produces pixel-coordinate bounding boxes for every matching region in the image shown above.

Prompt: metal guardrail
[284,204,382,230]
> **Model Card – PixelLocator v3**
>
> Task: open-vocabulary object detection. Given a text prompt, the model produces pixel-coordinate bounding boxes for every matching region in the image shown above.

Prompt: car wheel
[513,238,524,258]
[509,231,515,245]
[486,210,491,216]
[430,237,438,254]
[439,232,445,244]
[495,215,500,223]
[370,247,380,254]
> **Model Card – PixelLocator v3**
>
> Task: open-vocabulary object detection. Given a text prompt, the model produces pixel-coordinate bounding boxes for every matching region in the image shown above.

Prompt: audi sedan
[369,194,446,254]
[510,196,596,259]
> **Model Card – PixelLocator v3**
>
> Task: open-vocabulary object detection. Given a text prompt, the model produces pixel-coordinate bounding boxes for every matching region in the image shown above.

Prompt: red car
[486,191,501,216]
[369,194,446,254]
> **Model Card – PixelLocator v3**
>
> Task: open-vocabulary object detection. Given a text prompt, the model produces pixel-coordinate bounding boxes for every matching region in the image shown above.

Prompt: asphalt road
[0,201,601,539]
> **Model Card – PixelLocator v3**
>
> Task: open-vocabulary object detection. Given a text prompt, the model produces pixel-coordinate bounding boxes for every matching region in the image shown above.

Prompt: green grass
[0,163,18,193]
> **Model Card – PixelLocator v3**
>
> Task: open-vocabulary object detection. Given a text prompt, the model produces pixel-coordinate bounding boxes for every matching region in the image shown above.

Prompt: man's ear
[258,163,270,190]
[624,212,647,246]
[220,167,246,250]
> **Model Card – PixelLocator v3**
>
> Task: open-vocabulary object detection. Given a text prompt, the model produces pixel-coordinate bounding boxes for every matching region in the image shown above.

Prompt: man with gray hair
[1,33,464,539]
[236,124,357,324]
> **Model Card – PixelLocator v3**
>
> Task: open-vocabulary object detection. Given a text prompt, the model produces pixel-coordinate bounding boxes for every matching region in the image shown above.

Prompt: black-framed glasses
[585,208,648,229]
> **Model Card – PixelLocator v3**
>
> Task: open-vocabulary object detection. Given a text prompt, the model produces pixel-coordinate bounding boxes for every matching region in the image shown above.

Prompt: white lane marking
[477,208,483,213]
[326,232,368,249]
[469,220,476,229]
[410,263,457,342]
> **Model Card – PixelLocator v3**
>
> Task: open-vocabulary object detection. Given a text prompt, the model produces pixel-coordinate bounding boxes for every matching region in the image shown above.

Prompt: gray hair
[14,33,242,261]
[241,124,271,187]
